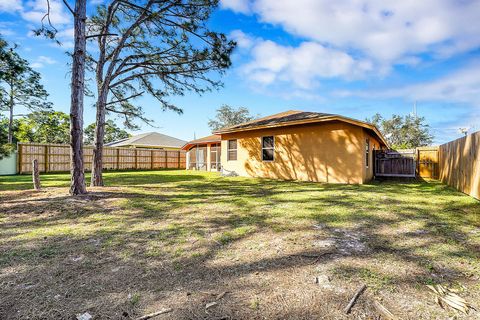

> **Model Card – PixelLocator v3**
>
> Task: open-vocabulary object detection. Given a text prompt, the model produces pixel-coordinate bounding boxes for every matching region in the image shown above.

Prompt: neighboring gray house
[106,132,186,150]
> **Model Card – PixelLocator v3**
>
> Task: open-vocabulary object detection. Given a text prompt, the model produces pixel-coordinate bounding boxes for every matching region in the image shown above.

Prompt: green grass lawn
[0,170,479,319]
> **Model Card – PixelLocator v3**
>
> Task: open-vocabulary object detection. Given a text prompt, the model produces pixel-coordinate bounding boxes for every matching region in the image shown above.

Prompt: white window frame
[227,139,237,161]
[261,136,275,162]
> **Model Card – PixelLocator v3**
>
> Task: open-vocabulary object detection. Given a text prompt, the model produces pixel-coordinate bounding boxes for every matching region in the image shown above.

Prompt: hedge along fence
[17,143,186,174]
[439,131,480,200]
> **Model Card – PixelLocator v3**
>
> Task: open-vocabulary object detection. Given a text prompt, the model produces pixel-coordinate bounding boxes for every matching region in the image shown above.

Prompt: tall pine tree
[86,0,236,186]
[0,38,52,144]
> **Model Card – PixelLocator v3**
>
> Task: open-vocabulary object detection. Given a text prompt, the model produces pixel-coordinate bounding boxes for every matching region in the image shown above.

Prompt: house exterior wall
[220,121,373,184]
[362,129,383,182]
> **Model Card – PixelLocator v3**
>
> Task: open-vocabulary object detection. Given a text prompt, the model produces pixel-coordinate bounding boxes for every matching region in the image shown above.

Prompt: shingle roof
[181,134,221,150]
[215,110,335,132]
[213,110,388,147]
[107,132,186,149]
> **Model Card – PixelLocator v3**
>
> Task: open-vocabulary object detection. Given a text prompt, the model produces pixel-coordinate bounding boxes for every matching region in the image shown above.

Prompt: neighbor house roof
[181,134,221,150]
[107,132,187,149]
[213,110,388,147]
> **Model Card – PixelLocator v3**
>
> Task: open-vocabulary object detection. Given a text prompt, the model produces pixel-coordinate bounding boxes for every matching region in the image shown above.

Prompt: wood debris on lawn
[205,301,218,310]
[216,291,228,300]
[427,284,475,314]
[344,284,367,314]
[373,300,398,320]
[134,308,173,320]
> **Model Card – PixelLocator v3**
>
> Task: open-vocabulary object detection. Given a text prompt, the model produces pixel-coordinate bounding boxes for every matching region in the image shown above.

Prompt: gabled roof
[213,110,388,147]
[181,134,221,150]
[107,132,187,149]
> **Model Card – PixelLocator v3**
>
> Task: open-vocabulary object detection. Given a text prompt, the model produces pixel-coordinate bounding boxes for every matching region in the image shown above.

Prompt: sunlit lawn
[0,170,479,319]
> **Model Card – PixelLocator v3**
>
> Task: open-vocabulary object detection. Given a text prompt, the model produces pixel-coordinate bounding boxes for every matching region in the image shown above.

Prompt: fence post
[150,150,154,169]
[44,145,49,173]
[177,151,180,169]
[18,143,22,174]
[32,159,41,190]
[134,149,138,169]
[415,148,420,176]
[116,148,120,169]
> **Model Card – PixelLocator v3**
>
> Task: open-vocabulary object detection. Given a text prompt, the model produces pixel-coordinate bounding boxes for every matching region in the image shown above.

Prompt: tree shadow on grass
[0,170,208,192]
[0,173,479,319]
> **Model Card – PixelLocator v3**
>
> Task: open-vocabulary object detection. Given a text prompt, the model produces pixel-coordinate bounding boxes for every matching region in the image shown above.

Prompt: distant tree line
[0,111,130,150]
[0,35,130,159]
[368,113,433,149]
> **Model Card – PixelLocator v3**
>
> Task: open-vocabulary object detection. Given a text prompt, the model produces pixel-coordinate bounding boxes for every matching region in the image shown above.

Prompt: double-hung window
[262,136,274,161]
[227,139,237,161]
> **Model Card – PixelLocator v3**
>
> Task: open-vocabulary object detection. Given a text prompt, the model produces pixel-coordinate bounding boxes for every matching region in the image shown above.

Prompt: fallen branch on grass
[296,252,335,263]
[134,308,173,320]
[344,284,367,314]
[373,300,397,320]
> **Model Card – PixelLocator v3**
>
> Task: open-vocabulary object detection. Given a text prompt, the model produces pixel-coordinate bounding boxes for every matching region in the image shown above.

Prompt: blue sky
[1,0,480,144]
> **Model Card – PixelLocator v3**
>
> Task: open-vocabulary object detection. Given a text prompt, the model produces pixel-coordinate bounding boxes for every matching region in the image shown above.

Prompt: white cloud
[0,28,15,36]
[30,62,43,68]
[240,36,373,89]
[221,0,250,14]
[52,27,74,48]
[31,55,57,68]
[21,0,71,25]
[225,0,480,68]
[0,0,22,13]
[229,30,254,50]
[56,27,74,38]
[38,55,57,64]
[335,61,480,108]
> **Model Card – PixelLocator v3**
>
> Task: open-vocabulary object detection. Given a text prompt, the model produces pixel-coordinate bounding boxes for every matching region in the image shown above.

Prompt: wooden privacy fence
[439,131,480,200]
[374,148,439,179]
[374,150,416,177]
[17,143,186,174]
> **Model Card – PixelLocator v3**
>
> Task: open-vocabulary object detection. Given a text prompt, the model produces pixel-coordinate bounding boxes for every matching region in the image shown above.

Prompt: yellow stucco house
[182,110,388,184]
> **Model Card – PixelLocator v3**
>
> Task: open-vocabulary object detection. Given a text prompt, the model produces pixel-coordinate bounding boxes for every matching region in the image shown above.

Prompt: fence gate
[417,147,439,179]
[374,150,416,178]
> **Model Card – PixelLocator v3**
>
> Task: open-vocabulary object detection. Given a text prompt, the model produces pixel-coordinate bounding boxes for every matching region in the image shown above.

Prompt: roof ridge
[217,110,337,132]
[219,110,302,132]
[127,132,154,144]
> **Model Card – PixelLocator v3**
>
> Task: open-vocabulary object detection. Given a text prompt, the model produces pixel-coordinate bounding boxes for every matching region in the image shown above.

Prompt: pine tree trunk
[69,0,87,196]
[7,99,13,144]
[91,92,107,187]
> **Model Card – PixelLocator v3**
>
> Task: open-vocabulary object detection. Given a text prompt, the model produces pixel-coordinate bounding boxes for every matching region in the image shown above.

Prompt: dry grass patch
[0,170,479,319]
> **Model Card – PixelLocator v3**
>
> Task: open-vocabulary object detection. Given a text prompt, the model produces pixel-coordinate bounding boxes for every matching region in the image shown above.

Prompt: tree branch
[106,91,144,105]
[86,33,119,39]
[62,0,74,15]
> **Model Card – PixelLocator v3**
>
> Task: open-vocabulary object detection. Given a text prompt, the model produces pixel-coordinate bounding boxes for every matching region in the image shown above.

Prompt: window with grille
[227,139,237,161]
[262,136,274,161]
